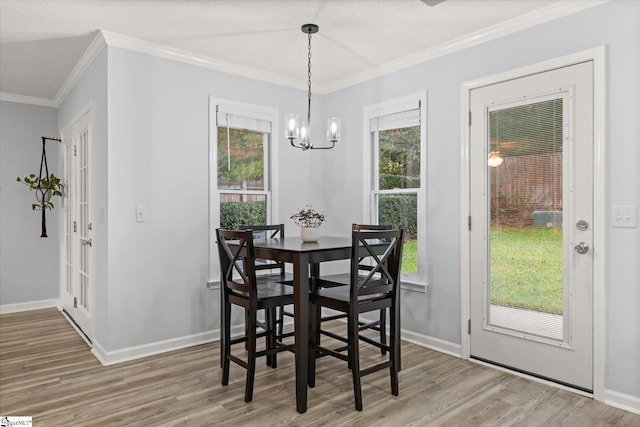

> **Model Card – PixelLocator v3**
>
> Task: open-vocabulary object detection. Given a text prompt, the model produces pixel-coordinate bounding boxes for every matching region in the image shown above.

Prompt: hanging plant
[16,173,64,211]
[16,136,63,237]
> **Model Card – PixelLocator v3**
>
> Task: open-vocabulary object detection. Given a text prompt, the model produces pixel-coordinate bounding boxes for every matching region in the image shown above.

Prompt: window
[363,93,426,283]
[209,98,279,278]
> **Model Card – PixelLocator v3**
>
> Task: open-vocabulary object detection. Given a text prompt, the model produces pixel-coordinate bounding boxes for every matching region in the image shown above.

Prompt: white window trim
[362,91,428,285]
[208,96,280,282]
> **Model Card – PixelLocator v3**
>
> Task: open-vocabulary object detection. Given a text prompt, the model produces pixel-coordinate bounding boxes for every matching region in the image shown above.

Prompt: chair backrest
[239,224,285,274]
[216,229,258,302]
[352,224,392,274]
[352,224,392,231]
[350,229,404,303]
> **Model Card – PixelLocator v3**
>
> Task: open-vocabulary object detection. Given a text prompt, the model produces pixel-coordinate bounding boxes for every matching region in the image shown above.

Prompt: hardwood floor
[1,309,638,426]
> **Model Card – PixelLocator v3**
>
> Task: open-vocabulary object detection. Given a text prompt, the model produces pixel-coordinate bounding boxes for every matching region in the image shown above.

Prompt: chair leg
[390,305,399,396]
[379,308,387,355]
[349,311,363,411]
[244,309,250,351]
[245,309,257,403]
[277,306,284,339]
[267,308,277,369]
[221,300,232,386]
[308,301,320,388]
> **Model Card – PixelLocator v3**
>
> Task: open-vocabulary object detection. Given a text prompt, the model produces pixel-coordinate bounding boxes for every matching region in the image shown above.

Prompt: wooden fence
[490,153,562,227]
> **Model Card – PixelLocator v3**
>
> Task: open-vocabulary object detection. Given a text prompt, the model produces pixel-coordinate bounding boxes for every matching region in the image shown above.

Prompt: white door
[469,61,593,391]
[61,109,94,342]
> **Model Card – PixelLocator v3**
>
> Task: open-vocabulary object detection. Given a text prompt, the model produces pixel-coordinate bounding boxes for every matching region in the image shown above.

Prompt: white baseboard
[0,299,59,314]
[604,388,640,415]
[401,328,462,358]
[92,330,219,366]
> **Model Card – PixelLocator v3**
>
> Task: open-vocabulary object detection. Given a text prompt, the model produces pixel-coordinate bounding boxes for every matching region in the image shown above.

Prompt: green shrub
[378,195,417,237]
[220,200,266,229]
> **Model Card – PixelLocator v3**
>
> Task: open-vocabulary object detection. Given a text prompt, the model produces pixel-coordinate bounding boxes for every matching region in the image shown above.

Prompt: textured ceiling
[0,0,577,101]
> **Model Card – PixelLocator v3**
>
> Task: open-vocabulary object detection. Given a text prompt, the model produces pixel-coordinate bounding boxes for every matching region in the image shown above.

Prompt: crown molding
[320,0,608,93]
[0,31,107,108]
[0,0,609,105]
[54,31,108,106]
[100,30,303,91]
[100,0,604,96]
[0,92,57,108]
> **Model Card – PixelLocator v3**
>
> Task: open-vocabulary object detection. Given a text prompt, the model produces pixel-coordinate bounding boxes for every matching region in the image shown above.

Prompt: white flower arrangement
[290,206,326,228]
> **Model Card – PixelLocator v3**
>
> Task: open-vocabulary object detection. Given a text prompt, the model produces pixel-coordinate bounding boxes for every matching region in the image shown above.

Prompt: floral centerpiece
[291,206,325,242]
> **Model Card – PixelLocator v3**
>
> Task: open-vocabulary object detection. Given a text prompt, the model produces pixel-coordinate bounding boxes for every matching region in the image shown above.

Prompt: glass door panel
[488,97,565,341]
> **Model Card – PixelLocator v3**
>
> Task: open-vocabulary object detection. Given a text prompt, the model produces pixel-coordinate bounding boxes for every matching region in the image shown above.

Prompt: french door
[61,108,94,342]
[469,61,594,391]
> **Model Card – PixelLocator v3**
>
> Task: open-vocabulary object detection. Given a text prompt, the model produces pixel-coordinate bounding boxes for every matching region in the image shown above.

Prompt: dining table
[245,235,353,413]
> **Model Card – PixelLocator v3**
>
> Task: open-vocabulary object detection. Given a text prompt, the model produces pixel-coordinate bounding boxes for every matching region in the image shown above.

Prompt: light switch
[612,205,636,228]
[136,205,147,223]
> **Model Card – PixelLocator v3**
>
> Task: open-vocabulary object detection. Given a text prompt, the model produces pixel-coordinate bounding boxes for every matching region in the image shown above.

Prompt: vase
[35,185,52,203]
[300,227,319,243]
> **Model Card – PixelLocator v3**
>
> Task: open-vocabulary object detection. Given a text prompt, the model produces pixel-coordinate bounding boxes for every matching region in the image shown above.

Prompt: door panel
[469,62,593,390]
[61,110,93,341]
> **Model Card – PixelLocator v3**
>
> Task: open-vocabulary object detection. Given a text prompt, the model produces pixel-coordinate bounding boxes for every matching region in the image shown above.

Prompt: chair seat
[313,284,387,303]
[230,280,294,301]
[315,272,377,289]
[256,271,293,285]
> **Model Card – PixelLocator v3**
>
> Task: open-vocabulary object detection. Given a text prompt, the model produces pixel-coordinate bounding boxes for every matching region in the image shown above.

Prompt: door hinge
[73,220,77,232]
[73,145,77,157]
[74,297,78,308]
[468,318,471,334]
[468,111,472,126]
[468,215,472,231]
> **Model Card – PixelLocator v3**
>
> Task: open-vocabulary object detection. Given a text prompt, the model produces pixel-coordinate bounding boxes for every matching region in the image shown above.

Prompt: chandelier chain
[307,31,312,124]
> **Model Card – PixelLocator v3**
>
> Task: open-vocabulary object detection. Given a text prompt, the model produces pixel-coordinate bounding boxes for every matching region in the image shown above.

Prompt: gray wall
[57,48,109,347]
[319,1,640,398]
[0,0,637,401]
[0,101,59,305]
[103,47,324,351]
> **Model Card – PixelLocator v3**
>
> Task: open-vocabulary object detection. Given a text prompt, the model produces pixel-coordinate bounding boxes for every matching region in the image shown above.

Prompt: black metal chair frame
[309,228,404,411]
[217,229,295,403]
[314,224,393,354]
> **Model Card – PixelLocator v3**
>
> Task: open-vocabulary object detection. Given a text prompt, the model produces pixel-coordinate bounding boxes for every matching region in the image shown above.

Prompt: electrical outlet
[136,205,147,223]
[612,205,636,228]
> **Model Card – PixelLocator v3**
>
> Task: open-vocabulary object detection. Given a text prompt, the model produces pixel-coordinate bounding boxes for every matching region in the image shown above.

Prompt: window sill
[400,279,428,293]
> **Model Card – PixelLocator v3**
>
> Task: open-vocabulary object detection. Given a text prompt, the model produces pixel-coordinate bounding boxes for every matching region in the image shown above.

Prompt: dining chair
[314,224,392,354]
[239,224,294,347]
[309,228,404,411]
[216,228,295,402]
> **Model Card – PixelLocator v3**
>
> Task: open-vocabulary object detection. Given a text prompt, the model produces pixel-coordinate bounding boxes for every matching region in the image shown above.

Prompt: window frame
[209,97,279,281]
[363,92,427,285]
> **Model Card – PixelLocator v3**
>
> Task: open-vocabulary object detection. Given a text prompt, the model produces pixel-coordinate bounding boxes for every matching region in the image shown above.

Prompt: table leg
[308,263,320,387]
[293,254,310,413]
[220,272,224,368]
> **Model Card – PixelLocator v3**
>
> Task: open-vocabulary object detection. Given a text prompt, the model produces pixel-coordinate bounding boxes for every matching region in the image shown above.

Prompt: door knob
[81,238,92,247]
[574,242,589,254]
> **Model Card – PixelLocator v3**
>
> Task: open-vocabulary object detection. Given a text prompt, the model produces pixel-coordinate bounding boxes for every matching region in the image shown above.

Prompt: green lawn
[402,228,562,315]
[490,227,563,315]
[402,239,418,274]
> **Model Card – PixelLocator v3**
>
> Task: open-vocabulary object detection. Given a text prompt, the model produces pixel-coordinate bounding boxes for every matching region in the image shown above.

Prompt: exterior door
[61,109,93,342]
[469,61,594,391]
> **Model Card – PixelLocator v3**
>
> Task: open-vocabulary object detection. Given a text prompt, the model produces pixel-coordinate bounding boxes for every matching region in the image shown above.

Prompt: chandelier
[488,151,504,167]
[285,24,341,150]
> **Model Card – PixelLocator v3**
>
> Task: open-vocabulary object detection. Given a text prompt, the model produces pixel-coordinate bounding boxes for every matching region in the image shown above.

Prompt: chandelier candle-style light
[286,24,341,150]
[488,151,504,167]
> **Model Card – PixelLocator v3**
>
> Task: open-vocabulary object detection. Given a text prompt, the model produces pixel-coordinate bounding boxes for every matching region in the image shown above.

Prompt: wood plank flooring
[1,309,638,426]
